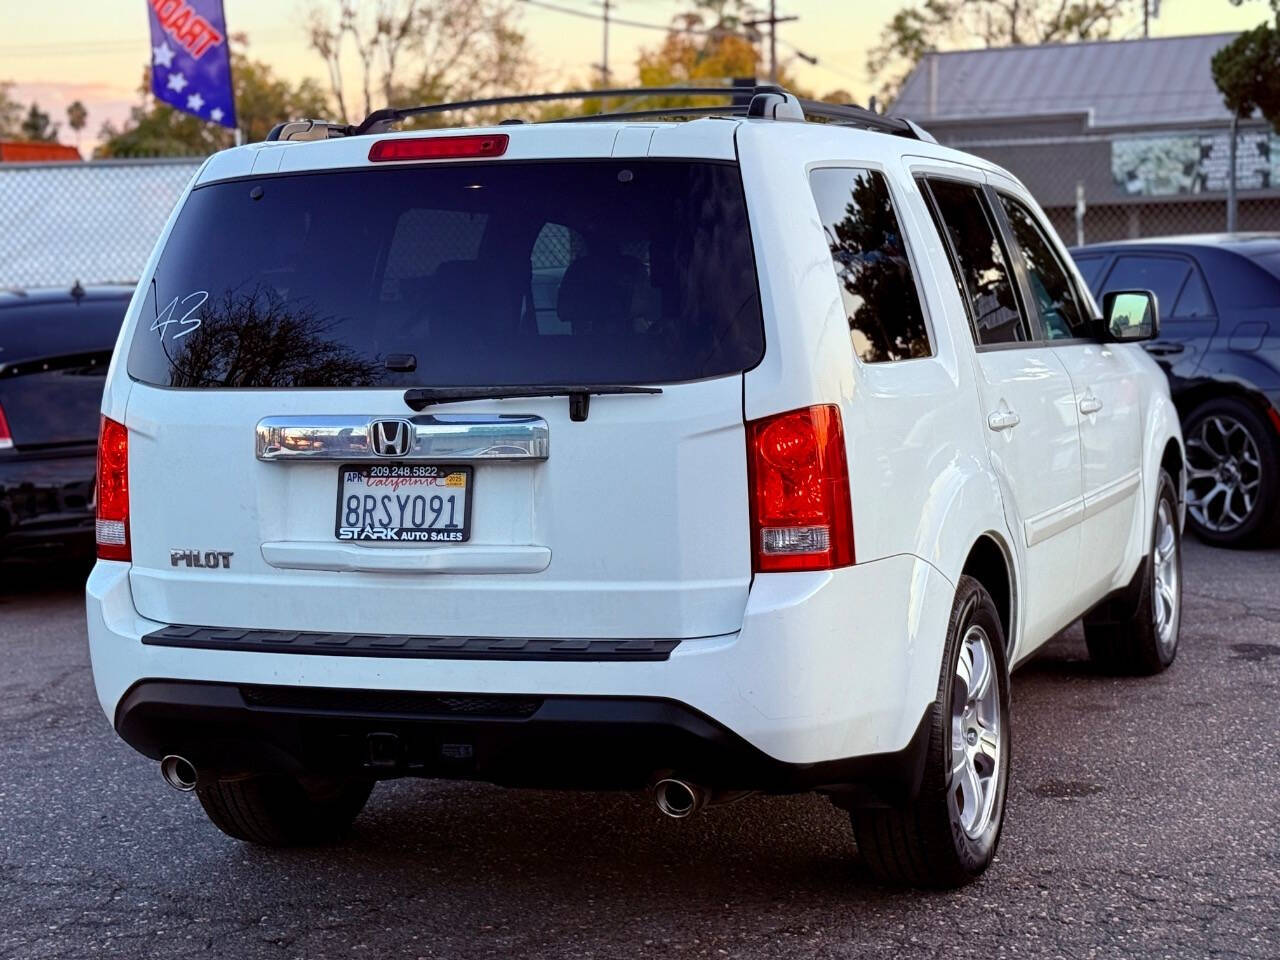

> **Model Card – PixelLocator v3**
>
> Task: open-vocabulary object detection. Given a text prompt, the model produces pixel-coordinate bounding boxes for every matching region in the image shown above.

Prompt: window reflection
[923,179,1028,346]
[999,196,1089,339]
[810,168,931,363]
[153,285,382,388]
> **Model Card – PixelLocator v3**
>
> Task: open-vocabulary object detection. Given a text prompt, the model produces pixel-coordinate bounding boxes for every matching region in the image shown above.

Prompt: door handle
[1079,394,1103,416]
[1143,341,1186,357]
[987,409,1020,432]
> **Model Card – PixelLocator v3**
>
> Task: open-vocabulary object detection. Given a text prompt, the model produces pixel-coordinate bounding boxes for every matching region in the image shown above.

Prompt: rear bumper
[87,551,956,774]
[0,449,95,561]
[113,679,932,800]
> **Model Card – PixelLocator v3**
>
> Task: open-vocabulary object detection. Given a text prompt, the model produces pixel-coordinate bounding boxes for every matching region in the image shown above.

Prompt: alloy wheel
[1185,414,1263,534]
[950,624,1002,839]
[1152,498,1180,653]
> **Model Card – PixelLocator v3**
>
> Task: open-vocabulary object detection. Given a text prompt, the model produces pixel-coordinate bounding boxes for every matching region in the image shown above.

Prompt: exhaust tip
[653,777,703,818]
[160,754,198,792]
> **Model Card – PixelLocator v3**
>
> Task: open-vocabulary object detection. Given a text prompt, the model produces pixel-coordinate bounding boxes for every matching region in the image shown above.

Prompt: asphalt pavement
[1,540,1277,959]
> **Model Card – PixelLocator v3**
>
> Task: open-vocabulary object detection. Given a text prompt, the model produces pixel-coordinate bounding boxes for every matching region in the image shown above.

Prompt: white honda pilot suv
[87,87,1185,888]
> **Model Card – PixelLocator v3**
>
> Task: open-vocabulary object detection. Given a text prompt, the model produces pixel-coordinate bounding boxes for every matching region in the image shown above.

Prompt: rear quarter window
[127,160,764,389]
[808,167,931,363]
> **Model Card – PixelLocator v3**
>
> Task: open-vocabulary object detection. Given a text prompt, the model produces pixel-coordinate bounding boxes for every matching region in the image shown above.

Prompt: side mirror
[1101,289,1159,342]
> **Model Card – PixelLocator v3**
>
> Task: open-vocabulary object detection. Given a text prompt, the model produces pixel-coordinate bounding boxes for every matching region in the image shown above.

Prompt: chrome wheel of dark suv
[1183,397,1280,548]
[1186,413,1261,534]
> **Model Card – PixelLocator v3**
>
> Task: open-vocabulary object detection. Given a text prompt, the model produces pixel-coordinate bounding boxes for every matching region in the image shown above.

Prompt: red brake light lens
[95,415,130,561]
[747,404,854,573]
[368,134,509,162]
[0,401,11,450]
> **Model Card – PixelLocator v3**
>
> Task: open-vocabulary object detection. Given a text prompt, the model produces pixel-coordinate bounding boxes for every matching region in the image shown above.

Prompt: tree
[1212,2,1280,131]
[306,0,531,124]
[869,0,1141,102]
[66,100,88,148]
[635,30,760,97]
[96,86,225,157]
[625,0,807,111]
[233,57,331,142]
[97,44,332,157]
[0,82,22,138]
[20,102,58,141]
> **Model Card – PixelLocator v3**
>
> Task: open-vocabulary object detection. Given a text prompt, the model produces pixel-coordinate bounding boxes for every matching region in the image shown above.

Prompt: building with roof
[0,141,82,163]
[892,33,1280,243]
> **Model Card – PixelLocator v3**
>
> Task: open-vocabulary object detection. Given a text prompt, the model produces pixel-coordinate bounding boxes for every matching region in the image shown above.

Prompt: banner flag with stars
[147,0,236,129]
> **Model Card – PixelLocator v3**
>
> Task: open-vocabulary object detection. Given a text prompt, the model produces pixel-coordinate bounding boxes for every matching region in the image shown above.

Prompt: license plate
[335,464,472,543]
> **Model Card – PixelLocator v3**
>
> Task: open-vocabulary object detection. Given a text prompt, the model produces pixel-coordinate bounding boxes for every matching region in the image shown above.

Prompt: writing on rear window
[150,289,207,340]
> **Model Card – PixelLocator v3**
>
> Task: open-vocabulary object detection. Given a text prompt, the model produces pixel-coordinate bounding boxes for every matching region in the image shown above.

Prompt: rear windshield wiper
[402,384,663,422]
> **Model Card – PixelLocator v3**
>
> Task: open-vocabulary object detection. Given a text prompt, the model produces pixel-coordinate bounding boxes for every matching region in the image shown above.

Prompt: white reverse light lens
[760,525,830,555]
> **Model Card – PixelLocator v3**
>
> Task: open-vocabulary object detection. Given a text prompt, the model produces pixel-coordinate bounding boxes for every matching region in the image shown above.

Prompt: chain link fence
[4,131,1278,291]
[945,124,1280,249]
[0,158,201,289]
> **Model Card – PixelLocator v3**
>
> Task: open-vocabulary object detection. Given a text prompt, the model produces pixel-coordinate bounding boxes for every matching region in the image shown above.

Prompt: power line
[522,0,833,86]
[519,0,734,38]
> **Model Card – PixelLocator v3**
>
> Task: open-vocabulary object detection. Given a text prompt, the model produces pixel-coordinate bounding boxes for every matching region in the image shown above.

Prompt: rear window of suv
[128,159,764,389]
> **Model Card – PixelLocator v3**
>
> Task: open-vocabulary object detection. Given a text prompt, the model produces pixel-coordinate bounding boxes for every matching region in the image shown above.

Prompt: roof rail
[350,86,761,136]
[264,85,933,143]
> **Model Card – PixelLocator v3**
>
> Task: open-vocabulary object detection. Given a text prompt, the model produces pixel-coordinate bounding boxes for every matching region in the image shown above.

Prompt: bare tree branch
[306,0,530,125]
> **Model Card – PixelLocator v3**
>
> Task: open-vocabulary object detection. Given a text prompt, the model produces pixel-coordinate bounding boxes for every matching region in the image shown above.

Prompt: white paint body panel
[124,379,752,640]
[88,119,1181,766]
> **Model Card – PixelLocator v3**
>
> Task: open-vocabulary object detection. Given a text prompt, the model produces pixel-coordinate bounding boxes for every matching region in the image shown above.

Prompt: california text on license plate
[335,464,472,542]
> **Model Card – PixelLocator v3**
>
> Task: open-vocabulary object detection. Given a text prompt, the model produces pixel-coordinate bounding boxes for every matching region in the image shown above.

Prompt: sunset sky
[1,0,1272,150]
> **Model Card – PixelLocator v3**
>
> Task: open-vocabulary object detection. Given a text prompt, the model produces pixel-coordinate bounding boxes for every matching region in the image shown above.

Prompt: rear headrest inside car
[556,254,646,334]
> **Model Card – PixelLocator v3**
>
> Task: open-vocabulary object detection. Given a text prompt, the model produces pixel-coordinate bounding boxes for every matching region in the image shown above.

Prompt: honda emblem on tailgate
[370,419,414,458]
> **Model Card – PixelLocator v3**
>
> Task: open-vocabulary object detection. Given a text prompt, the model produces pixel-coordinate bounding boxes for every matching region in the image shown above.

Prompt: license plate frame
[334,463,473,543]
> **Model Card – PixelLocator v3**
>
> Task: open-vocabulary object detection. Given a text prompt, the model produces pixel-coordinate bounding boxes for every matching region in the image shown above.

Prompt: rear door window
[920,178,1032,347]
[1171,265,1214,318]
[998,195,1092,340]
[128,160,764,389]
[808,167,931,363]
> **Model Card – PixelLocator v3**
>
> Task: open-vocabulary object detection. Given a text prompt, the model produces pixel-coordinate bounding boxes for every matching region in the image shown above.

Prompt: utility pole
[1143,0,1160,39]
[769,0,778,84]
[1227,112,1239,232]
[594,0,613,85]
[745,2,799,84]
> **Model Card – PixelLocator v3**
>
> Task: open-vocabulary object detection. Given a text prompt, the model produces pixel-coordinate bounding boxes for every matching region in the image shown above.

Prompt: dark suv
[0,284,131,561]
[1072,235,1280,547]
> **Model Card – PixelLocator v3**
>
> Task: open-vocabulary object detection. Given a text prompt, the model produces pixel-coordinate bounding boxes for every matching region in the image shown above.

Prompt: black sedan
[1071,235,1280,547]
[0,284,131,561]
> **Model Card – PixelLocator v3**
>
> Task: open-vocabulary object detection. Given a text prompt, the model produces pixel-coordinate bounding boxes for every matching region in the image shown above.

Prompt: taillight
[0,401,11,450]
[95,415,130,561]
[368,134,509,162]
[747,404,854,572]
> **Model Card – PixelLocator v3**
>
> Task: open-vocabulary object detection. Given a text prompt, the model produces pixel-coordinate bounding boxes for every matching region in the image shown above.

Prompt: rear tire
[1183,396,1280,548]
[851,575,1011,888]
[1084,469,1181,675]
[196,773,373,846]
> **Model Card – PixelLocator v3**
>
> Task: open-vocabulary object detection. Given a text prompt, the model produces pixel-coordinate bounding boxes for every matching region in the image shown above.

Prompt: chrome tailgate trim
[255,414,549,462]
